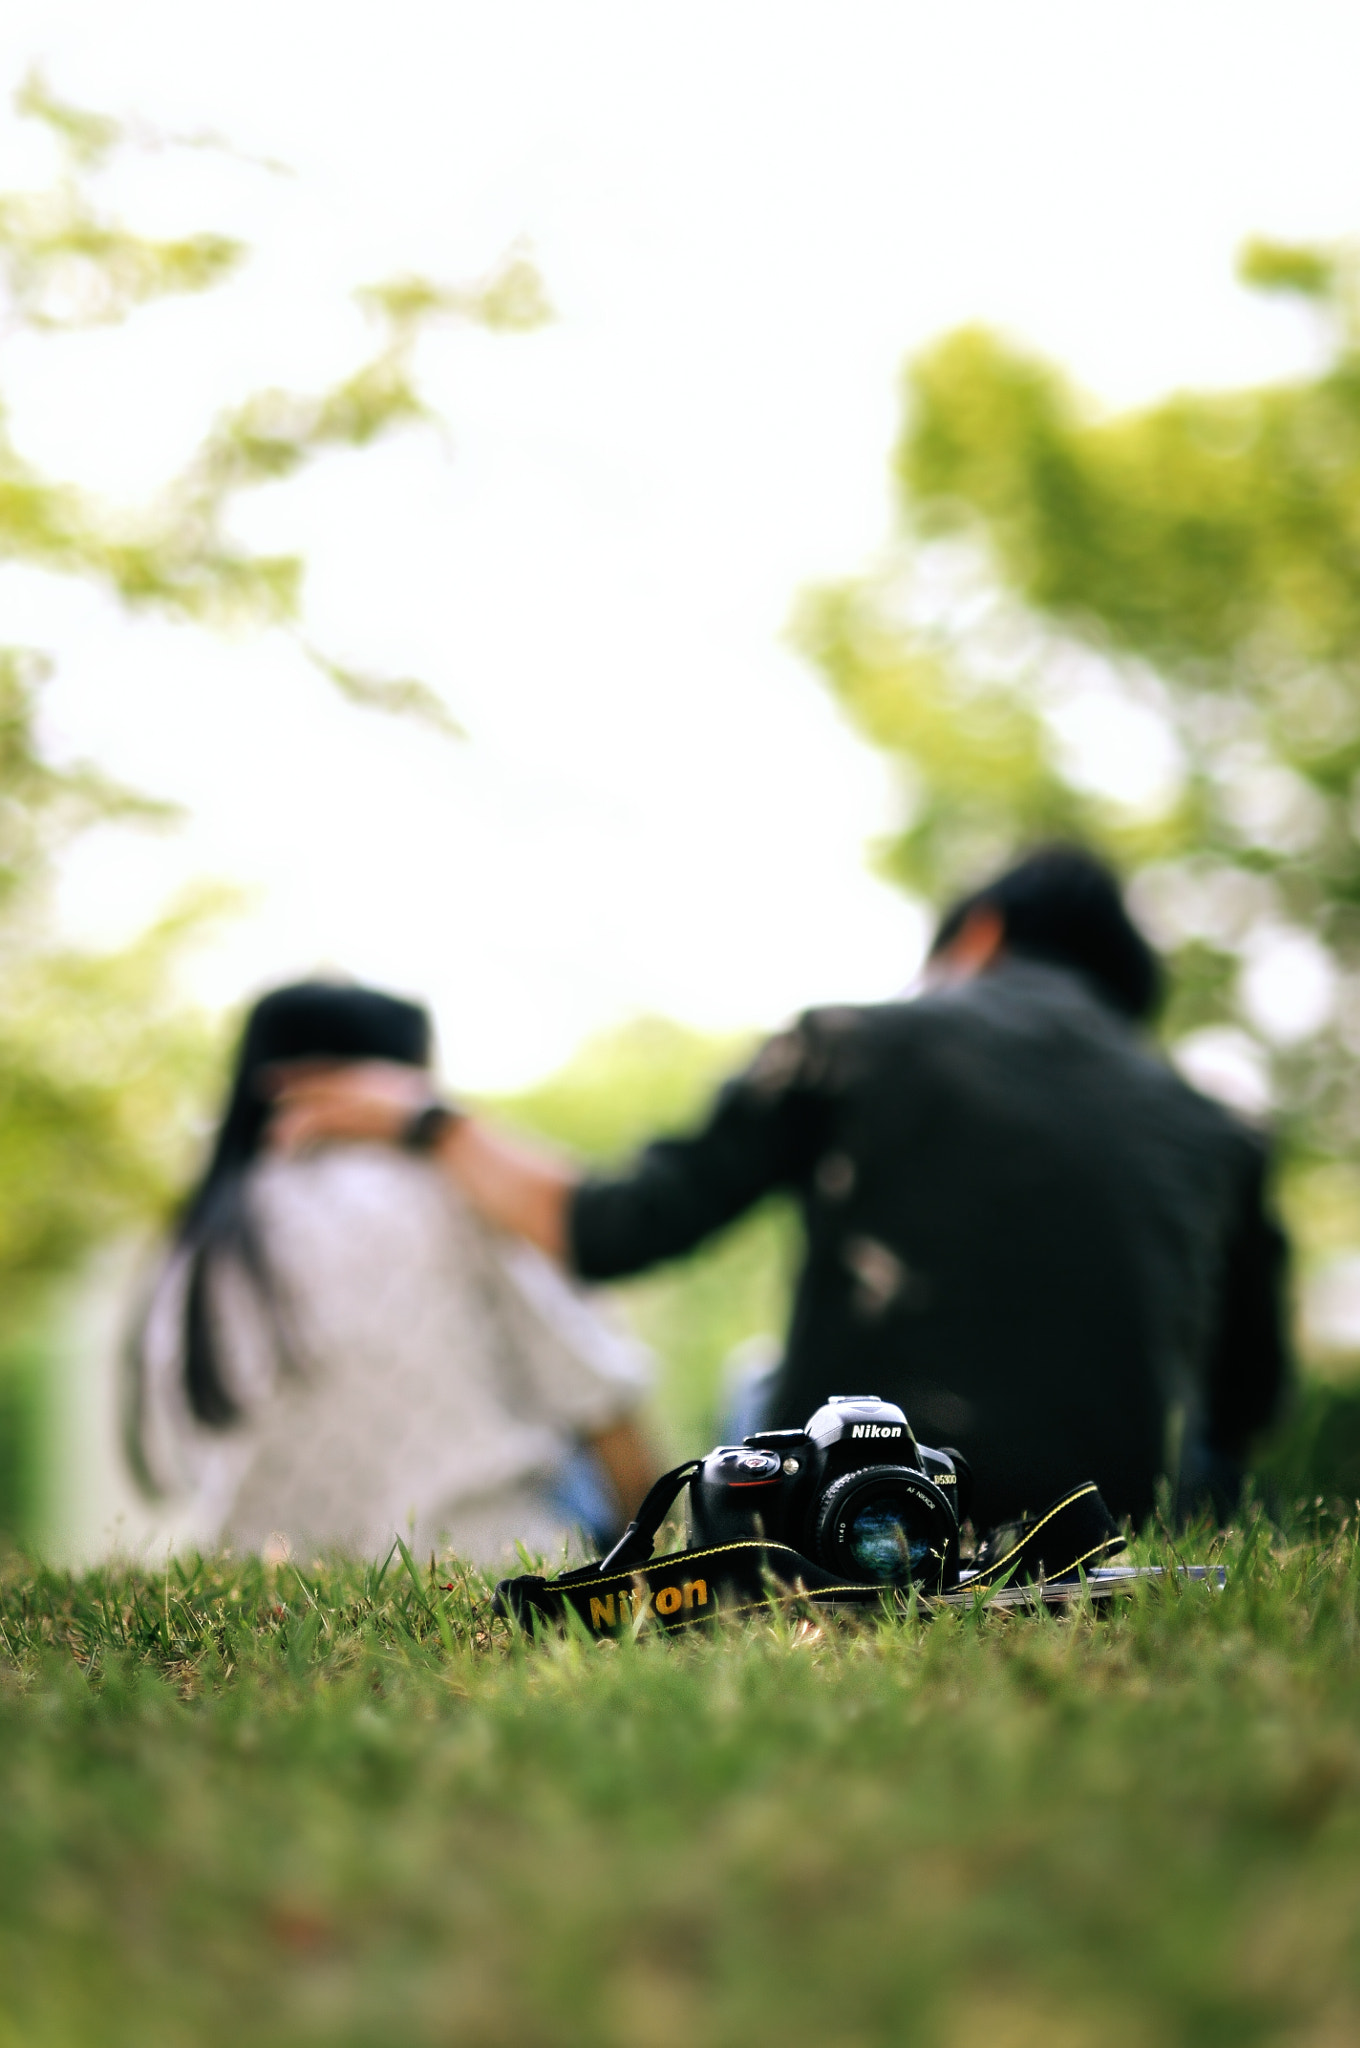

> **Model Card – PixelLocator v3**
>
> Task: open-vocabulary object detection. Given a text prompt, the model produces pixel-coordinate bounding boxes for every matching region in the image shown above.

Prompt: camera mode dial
[703,1447,783,1484]
[686,1445,789,1550]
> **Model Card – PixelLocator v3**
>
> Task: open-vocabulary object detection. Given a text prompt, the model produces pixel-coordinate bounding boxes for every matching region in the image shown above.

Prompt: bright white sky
[1,1,1357,1089]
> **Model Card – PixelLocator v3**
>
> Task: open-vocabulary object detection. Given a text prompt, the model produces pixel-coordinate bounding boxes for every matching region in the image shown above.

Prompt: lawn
[3,1520,1359,2048]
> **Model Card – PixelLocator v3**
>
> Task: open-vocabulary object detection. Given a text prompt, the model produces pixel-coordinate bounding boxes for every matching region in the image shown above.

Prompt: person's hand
[265,1061,575,1261]
[265,1059,436,1153]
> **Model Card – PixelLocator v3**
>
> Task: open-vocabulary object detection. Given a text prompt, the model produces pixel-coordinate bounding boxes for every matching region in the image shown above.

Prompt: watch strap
[400,1100,464,1152]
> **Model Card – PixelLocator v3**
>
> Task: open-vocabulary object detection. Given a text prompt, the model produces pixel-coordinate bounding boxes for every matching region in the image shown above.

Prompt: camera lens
[845,1499,937,1580]
[814,1467,956,1589]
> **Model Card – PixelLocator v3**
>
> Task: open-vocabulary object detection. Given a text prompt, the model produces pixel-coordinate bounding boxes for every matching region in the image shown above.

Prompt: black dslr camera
[493,1394,1136,1635]
[686,1395,971,1594]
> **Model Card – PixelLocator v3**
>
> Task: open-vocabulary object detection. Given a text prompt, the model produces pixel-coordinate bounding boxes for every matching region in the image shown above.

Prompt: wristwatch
[400,1099,465,1153]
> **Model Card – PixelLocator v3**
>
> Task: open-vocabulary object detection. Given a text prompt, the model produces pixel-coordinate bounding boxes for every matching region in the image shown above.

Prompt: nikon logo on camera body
[586,1579,710,1632]
[850,1423,903,1438]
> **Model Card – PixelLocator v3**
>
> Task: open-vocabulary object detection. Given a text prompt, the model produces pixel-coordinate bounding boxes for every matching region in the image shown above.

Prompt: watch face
[404,1102,455,1151]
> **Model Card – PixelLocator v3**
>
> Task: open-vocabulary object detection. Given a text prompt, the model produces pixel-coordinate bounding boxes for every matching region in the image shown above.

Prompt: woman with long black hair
[126,981,654,1565]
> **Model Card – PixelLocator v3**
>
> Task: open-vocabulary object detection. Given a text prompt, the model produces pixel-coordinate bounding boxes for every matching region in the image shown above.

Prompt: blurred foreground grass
[4,1523,1360,2047]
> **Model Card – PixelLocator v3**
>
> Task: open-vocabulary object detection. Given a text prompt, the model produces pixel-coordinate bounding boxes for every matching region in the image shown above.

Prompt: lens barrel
[813,1464,957,1590]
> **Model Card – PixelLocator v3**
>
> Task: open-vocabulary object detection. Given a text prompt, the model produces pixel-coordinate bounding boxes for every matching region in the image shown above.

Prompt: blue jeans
[550,1446,621,1551]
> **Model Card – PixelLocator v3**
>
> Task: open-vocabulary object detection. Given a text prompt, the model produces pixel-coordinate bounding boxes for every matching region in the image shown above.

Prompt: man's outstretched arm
[267,1025,825,1277]
[437,1117,575,1260]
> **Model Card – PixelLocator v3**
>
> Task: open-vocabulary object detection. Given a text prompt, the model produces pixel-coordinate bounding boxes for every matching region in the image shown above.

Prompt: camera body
[685,1395,970,1594]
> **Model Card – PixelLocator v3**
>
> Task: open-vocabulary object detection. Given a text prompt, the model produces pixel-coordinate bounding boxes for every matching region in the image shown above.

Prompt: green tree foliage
[0,78,551,1530]
[798,243,1360,1216]
[0,75,548,714]
[0,717,211,1282]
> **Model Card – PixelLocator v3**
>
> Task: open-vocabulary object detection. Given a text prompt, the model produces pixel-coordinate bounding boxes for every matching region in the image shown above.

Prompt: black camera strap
[594,1460,704,1574]
[493,1474,1129,1639]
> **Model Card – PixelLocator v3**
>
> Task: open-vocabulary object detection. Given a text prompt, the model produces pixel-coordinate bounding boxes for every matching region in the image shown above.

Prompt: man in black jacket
[272,847,1289,1528]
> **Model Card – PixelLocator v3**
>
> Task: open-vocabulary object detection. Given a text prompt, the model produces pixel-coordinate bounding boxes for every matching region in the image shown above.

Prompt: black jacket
[569,961,1288,1526]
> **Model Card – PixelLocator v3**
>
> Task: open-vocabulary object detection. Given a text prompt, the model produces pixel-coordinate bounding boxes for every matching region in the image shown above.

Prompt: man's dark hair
[931,845,1162,1021]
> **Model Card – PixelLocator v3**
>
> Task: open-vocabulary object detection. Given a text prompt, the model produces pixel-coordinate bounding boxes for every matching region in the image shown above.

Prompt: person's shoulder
[800,988,980,1056]
[1063,1008,1277,1173]
[795,997,929,1046]
[738,999,926,1101]
[248,1143,457,1231]
[247,1145,496,1307]
[1156,1065,1275,1163]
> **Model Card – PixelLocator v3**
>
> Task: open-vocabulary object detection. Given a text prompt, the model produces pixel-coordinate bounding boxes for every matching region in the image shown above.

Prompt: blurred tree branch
[1,70,552,670]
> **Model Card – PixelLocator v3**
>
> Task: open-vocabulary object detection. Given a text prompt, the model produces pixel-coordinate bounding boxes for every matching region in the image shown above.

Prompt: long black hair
[127,981,432,1492]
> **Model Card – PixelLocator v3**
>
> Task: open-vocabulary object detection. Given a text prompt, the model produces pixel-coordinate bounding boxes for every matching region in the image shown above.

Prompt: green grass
[4,1522,1360,2047]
